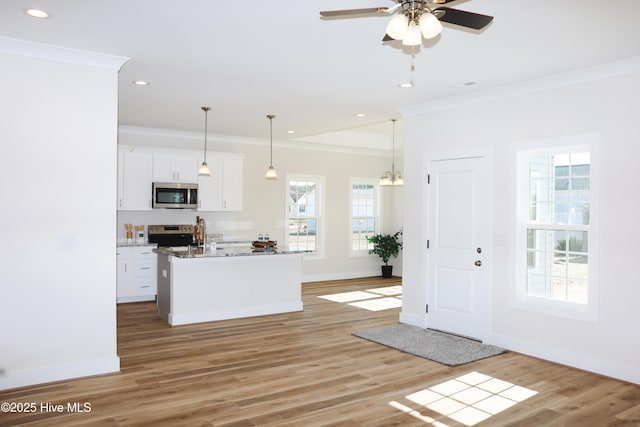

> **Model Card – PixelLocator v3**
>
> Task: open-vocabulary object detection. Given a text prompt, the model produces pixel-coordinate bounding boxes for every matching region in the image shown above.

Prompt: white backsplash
[117,210,258,243]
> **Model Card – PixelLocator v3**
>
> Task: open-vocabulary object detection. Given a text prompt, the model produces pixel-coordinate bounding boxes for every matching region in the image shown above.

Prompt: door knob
[474,260,482,267]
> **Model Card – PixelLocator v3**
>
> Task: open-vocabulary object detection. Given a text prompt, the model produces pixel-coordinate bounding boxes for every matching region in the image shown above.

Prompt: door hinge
[426,304,429,314]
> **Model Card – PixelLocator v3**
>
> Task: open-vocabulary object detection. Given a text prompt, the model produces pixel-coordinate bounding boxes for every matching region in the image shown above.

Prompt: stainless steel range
[148,224,194,247]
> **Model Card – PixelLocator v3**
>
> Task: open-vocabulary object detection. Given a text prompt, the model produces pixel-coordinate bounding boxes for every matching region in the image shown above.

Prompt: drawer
[133,278,156,296]
[133,246,157,259]
[133,260,157,277]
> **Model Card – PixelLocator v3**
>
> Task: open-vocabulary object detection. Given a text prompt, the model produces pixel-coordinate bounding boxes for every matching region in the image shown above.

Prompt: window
[350,178,380,255]
[515,141,598,321]
[287,174,324,258]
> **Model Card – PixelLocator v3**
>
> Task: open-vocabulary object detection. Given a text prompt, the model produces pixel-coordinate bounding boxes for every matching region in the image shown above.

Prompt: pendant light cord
[202,106,210,163]
[267,114,275,167]
[391,118,396,175]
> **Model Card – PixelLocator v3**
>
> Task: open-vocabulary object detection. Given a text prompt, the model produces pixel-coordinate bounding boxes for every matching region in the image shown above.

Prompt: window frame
[285,173,325,260]
[512,138,600,322]
[349,178,381,257]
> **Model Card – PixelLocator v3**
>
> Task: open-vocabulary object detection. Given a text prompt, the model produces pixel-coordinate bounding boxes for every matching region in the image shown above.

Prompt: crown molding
[401,56,640,117]
[0,36,129,71]
[118,125,389,157]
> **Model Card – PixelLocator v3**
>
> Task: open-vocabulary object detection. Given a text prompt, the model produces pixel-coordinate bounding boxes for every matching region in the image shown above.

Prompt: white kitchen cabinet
[198,154,245,211]
[117,244,157,303]
[153,154,198,183]
[117,151,153,211]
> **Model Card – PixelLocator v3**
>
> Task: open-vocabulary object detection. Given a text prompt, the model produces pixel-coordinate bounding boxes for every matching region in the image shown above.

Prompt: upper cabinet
[117,151,153,211]
[117,147,243,212]
[198,154,245,212]
[152,154,198,183]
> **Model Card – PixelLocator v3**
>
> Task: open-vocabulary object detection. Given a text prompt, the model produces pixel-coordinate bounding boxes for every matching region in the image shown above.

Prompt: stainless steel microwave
[152,182,198,209]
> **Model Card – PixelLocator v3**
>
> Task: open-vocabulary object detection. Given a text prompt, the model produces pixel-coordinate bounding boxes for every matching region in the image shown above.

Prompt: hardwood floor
[2,277,639,426]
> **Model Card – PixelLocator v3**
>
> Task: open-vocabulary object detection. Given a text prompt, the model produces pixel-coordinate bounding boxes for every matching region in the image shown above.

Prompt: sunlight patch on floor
[389,371,538,426]
[318,286,402,311]
[349,296,402,311]
[318,290,380,302]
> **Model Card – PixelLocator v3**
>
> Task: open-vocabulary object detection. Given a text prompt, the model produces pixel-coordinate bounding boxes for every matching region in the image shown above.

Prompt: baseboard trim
[303,271,401,283]
[0,356,120,391]
[487,333,640,385]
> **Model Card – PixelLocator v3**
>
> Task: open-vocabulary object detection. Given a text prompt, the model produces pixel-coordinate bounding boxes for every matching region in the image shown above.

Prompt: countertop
[117,241,157,248]
[153,246,304,258]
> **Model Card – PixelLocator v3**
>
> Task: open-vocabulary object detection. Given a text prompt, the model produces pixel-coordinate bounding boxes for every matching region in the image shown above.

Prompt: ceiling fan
[320,0,493,46]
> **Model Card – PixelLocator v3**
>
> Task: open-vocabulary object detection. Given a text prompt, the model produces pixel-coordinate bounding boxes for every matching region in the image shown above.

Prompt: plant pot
[381,265,393,278]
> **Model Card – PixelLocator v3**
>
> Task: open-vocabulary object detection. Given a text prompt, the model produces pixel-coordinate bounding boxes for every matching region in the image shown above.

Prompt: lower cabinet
[117,245,157,303]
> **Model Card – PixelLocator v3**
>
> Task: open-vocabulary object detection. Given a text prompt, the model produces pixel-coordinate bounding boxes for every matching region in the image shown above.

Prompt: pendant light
[198,106,211,177]
[265,114,278,180]
[380,119,404,186]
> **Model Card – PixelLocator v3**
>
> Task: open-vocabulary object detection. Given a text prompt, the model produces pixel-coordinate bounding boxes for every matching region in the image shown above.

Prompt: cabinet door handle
[141,267,150,270]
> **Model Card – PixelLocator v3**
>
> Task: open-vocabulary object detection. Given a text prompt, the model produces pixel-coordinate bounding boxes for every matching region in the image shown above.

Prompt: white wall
[0,39,127,390]
[400,57,640,384]
[117,130,404,282]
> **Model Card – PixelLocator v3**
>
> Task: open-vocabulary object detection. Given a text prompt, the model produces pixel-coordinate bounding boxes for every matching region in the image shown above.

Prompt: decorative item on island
[252,240,277,252]
[367,230,403,278]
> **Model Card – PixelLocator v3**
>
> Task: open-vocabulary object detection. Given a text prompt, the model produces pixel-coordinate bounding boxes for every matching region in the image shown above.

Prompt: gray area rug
[353,324,506,366]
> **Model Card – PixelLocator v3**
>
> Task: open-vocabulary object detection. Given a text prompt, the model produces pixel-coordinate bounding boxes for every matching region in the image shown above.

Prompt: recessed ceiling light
[287,130,295,134]
[25,8,49,18]
[132,80,150,86]
[453,81,479,88]
[398,82,414,88]
[355,113,366,118]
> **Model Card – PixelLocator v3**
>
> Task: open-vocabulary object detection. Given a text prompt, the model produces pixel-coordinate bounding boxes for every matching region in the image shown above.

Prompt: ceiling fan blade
[434,7,494,30]
[320,7,389,17]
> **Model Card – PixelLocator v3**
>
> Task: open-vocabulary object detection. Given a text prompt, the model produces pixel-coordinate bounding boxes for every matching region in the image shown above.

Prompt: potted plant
[367,230,402,278]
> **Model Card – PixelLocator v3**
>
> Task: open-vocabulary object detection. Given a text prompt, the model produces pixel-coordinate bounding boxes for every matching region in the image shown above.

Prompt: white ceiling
[2,0,640,150]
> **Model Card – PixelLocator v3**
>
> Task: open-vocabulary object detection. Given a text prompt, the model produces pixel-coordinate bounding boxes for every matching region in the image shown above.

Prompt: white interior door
[426,155,491,340]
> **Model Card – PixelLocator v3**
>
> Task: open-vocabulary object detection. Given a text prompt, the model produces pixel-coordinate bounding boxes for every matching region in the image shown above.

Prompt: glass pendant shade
[386,14,409,40]
[393,172,404,186]
[419,12,443,39]
[198,161,211,176]
[265,165,278,180]
[379,171,393,186]
[402,21,422,46]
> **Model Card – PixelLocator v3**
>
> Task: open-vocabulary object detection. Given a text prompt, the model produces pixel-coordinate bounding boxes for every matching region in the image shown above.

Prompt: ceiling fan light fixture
[385,13,409,40]
[419,12,443,39]
[402,21,422,46]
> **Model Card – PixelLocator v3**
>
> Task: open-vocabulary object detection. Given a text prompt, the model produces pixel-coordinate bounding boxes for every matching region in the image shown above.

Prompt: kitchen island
[154,246,303,326]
